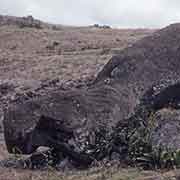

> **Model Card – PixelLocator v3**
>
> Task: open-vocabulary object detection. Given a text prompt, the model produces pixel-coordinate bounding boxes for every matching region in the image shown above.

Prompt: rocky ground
[1,15,179,179]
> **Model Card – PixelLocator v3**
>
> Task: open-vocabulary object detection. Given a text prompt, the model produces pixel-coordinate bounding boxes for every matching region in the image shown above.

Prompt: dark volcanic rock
[96,24,180,103]
[3,23,180,168]
[3,84,122,166]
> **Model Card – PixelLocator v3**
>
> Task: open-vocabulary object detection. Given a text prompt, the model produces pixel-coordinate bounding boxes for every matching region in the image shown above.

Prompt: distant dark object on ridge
[93,24,111,29]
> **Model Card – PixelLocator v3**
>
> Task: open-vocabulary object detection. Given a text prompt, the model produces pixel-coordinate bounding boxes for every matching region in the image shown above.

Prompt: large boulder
[3,23,180,168]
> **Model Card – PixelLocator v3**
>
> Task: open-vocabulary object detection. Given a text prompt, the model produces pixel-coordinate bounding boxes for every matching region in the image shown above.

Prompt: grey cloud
[0,0,180,28]
[0,0,28,16]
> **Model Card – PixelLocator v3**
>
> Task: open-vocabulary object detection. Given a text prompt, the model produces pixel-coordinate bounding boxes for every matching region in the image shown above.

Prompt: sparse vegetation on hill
[0,15,44,29]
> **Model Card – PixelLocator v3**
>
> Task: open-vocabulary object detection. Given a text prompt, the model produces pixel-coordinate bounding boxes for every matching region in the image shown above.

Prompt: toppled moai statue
[3,23,180,169]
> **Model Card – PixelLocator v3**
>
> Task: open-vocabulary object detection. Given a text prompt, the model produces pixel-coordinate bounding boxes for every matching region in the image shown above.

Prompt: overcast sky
[1,0,180,28]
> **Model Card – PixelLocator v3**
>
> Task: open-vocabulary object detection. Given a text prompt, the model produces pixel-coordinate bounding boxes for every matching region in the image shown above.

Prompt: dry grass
[0,163,179,180]
[0,25,154,84]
